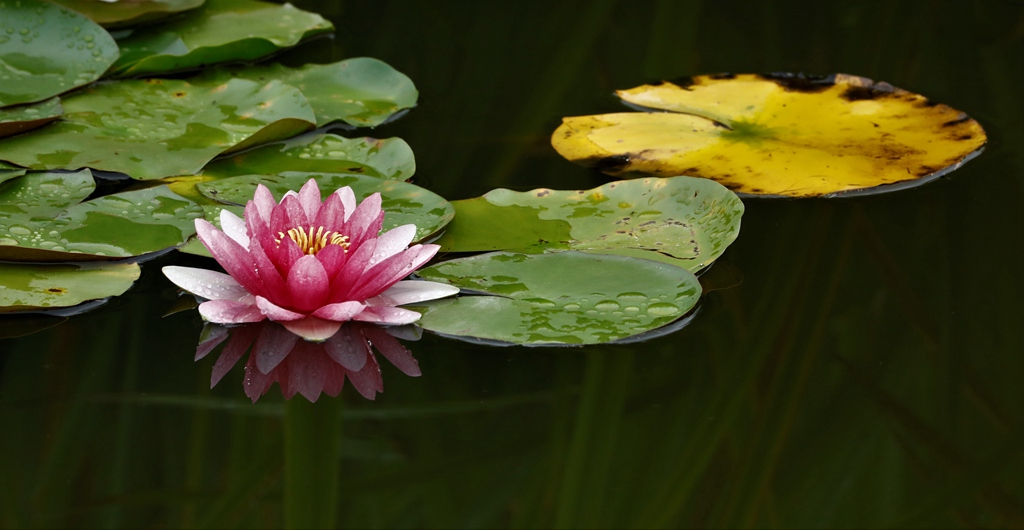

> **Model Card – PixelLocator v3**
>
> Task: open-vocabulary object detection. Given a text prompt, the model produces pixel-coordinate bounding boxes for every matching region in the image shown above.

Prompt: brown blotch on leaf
[45,287,67,294]
[761,72,835,93]
[943,116,971,127]
[842,85,886,101]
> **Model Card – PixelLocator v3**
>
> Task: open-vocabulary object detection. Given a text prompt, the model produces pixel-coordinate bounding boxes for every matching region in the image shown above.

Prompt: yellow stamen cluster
[276,226,350,255]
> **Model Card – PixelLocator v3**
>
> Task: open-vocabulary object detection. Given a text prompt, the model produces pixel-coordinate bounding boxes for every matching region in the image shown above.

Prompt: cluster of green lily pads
[0,0,746,345]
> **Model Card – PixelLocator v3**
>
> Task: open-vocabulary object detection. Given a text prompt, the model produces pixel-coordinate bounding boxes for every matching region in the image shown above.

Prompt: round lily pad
[0,77,315,180]
[110,0,333,77]
[0,0,119,107]
[192,58,419,128]
[0,97,62,139]
[53,0,205,28]
[0,169,203,261]
[436,176,743,273]
[552,73,987,198]
[0,261,140,313]
[178,172,454,257]
[412,251,702,346]
[201,132,416,181]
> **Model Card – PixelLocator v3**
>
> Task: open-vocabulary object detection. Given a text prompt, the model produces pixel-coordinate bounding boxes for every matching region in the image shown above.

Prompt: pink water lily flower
[163,179,458,341]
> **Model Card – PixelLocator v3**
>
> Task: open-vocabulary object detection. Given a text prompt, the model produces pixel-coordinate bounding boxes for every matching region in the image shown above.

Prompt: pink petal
[312,301,365,321]
[251,184,277,224]
[285,255,329,312]
[255,296,305,321]
[219,208,249,249]
[248,239,290,307]
[163,266,249,301]
[322,361,347,397]
[297,178,323,220]
[243,353,276,403]
[335,186,356,221]
[315,243,349,281]
[327,239,377,302]
[195,219,265,297]
[281,316,342,341]
[211,324,259,387]
[286,343,329,402]
[313,192,347,234]
[369,280,459,306]
[270,194,310,234]
[345,351,383,400]
[253,322,300,374]
[363,326,421,376]
[370,225,417,267]
[353,306,422,325]
[344,193,383,245]
[346,245,439,302]
[198,298,265,324]
[324,326,370,371]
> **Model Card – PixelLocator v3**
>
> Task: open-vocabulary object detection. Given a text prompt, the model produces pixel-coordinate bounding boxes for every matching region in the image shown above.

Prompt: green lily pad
[0,77,315,180]
[0,169,203,261]
[201,132,416,180]
[437,176,744,273]
[0,164,26,185]
[0,0,119,107]
[110,0,333,77]
[0,261,140,313]
[191,58,418,128]
[0,97,62,139]
[54,0,205,29]
[178,172,454,256]
[412,252,701,346]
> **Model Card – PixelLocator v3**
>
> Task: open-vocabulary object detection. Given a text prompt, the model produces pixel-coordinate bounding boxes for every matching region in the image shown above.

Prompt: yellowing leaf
[552,73,986,198]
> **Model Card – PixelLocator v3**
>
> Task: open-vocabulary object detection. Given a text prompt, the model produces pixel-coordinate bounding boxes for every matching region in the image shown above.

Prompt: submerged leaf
[0,0,119,107]
[0,170,203,261]
[437,176,743,273]
[0,261,140,313]
[54,0,205,28]
[110,0,333,76]
[192,58,418,128]
[412,251,701,346]
[0,97,62,139]
[552,73,986,197]
[0,78,315,180]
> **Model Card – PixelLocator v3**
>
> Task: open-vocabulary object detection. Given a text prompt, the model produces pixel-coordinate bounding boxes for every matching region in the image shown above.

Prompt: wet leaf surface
[437,176,743,273]
[412,251,701,345]
[0,0,119,107]
[110,0,332,76]
[201,132,416,180]
[0,261,140,313]
[0,77,315,180]
[0,169,203,261]
[178,172,453,256]
[0,97,62,139]
[552,73,987,197]
[192,58,418,128]
[54,0,205,28]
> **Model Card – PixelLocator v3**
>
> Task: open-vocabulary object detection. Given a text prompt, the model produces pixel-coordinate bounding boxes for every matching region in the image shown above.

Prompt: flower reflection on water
[198,321,422,402]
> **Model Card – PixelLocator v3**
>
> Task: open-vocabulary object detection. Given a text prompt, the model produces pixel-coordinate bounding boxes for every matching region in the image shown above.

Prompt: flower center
[276,226,350,255]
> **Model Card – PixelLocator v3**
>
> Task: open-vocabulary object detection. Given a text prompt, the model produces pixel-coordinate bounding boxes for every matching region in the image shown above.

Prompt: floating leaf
[0,169,203,261]
[192,58,418,128]
[110,0,333,76]
[0,261,140,313]
[0,0,119,107]
[0,77,315,180]
[178,172,454,256]
[0,163,26,185]
[54,0,205,28]
[437,176,743,273]
[201,132,416,180]
[0,97,62,139]
[552,73,987,198]
[412,251,701,346]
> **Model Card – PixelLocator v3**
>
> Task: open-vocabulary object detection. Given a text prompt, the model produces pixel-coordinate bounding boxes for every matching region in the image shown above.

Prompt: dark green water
[2,1,1023,528]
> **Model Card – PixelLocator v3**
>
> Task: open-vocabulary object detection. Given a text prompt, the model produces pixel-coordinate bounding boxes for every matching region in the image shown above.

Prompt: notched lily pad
[192,58,419,128]
[0,169,203,261]
[438,176,743,273]
[0,77,315,180]
[111,0,333,76]
[0,0,119,107]
[54,0,205,28]
[178,172,454,256]
[0,261,140,313]
[412,251,702,346]
[0,97,62,139]
[552,73,987,198]
[201,132,416,180]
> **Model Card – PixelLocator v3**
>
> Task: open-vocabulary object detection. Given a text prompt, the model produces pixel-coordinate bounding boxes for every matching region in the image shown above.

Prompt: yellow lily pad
[552,73,986,198]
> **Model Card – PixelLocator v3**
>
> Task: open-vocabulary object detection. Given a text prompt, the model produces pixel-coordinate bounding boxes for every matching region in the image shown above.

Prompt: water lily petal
[211,324,259,387]
[281,315,343,341]
[312,301,365,321]
[297,178,323,220]
[219,208,249,249]
[344,350,383,400]
[315,243,349,281]
[368,280,460,306]
[255,295,305,321]
[344,192,383,246]
[243,354,276,403]
[271,193,310,234]
[248,239,290,307]
[347,244,439,302]
[363,326,421,377]
[322,359,347,397]
[286,255,330,312]
[313,192,347,234]
[251,184,277,224]
[353,306,422,325]
[370,224,417,267]
[286,341,329,402]
[195,219,265,297]
[335,186,357,222]
[324,326,369,371]
[163,266,249,301]
[328,238,377,301]
[198,298,265,324]
[253,322,300,374]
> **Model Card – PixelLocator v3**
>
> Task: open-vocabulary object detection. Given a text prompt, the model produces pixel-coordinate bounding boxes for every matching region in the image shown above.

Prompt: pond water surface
[2,1,1023,528]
